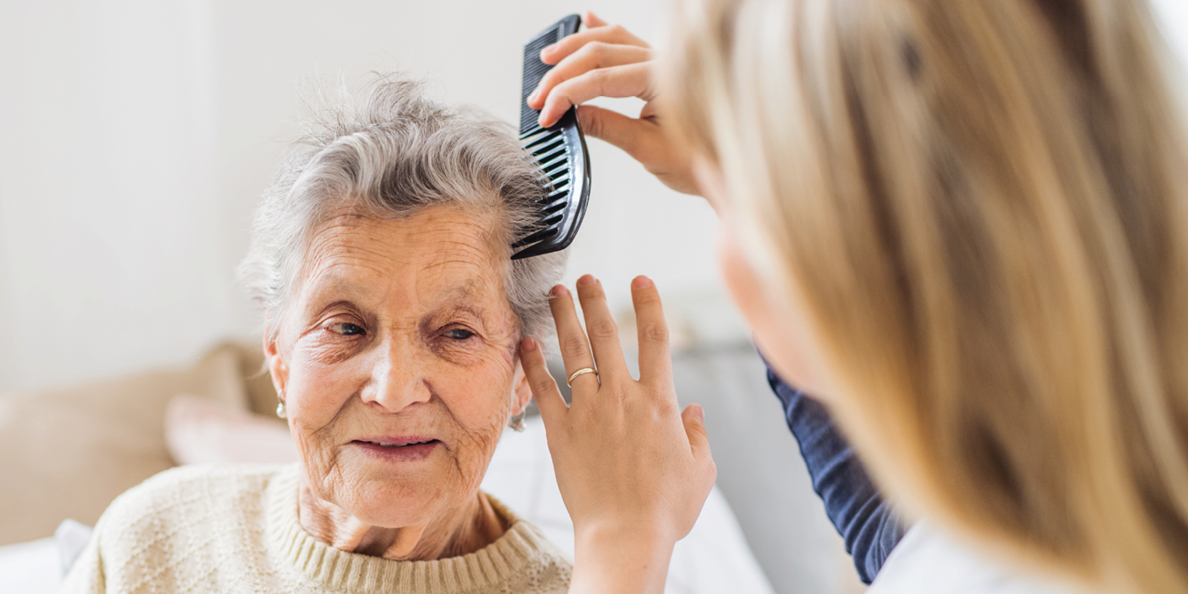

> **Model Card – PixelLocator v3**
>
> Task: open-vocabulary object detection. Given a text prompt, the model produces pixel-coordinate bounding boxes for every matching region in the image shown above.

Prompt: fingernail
[632,276,653,290]
[540,44,554,60]
[577,274,596,287]
[693,405,705,423]
[522,337,538,352]
[528,88,539,103]
[550,284,569,297]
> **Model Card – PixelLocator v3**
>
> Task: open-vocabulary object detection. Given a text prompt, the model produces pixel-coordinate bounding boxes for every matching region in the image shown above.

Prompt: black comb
[512,14,592,260]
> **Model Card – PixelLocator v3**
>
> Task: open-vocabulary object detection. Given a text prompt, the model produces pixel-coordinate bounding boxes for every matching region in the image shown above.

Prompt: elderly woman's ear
[264,335,289,405]
[512,360,533,418]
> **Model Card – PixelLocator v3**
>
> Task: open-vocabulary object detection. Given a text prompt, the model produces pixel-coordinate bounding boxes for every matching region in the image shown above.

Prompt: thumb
[577,104,656,161]
[681,404,713,462]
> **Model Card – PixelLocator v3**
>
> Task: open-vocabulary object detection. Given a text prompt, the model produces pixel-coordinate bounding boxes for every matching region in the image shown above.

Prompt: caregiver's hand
[527,12,698,195]
[519,275,716,594]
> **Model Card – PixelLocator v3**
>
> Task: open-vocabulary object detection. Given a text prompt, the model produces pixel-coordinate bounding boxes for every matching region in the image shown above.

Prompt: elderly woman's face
[266,205,530,529]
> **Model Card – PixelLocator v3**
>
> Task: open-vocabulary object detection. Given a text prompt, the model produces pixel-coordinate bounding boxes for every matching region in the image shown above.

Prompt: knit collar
[264,464,561,593]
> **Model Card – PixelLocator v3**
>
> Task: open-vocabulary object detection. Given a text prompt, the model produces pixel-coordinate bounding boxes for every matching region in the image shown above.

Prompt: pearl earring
[508,409,526,432]
[276,390,287,420]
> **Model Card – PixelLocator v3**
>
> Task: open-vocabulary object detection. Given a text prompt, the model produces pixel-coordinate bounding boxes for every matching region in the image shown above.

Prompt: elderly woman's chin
[305,440,492,530]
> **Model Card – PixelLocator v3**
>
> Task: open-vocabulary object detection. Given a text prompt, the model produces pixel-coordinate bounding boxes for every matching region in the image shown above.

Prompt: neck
[297,484,507,561]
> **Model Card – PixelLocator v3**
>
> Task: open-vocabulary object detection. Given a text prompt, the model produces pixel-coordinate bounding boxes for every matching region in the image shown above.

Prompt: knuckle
[654,398,678,418]
[584,41,609,58]
[549,79,575,102]
[561,336,589,359]
[607,382,631,403]
[587,319,618,340]
[639,322,669,344]
[574,41,597,57]
[532,377,556,395]
[588,68,610,86]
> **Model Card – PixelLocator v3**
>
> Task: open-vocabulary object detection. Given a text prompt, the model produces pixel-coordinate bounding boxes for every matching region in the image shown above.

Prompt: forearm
[569,525,673,594]
[764,360,907,584]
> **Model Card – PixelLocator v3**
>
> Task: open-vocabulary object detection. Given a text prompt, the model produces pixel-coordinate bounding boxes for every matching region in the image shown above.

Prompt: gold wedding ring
[567,367,598,387]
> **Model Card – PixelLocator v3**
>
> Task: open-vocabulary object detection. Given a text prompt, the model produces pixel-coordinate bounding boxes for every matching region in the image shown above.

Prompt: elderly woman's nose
[359,347,433,410]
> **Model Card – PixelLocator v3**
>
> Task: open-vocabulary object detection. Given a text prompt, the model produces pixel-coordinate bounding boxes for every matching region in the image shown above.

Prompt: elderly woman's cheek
[450,410,510,494]
[445,361,517,491]
[284,344,372,504]
[291,416,351,502]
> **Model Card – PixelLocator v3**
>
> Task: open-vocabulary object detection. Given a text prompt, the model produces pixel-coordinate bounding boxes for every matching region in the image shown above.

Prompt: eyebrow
[304,273,489,313]
[430,282,495,323]
[439,280,479,302]
[304,274,374,307]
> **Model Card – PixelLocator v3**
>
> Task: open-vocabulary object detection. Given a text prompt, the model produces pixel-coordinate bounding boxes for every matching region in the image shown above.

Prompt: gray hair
[238,76,566,347]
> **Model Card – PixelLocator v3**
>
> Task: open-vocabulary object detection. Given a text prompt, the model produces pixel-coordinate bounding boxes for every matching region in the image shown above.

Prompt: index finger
[538,62,654,128]
[528,43,652,111]
[519,337,567,428]
[549,284,602,397]
[541,22,650,66]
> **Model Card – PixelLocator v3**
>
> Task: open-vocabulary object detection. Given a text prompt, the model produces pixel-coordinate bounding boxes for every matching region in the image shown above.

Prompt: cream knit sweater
[59,464,572,594]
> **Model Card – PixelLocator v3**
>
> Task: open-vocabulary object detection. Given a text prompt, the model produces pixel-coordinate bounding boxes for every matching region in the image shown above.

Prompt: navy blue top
[764,363,908,585]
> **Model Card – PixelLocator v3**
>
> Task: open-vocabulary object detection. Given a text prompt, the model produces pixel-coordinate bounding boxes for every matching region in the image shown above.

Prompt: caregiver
[517,2,1188,594]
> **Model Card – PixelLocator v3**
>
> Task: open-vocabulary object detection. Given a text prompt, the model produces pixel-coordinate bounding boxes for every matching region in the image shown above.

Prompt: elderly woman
[61,78,572,593]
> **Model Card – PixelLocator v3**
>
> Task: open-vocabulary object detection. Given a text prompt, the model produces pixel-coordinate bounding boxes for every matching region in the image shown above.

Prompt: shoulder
[132,462,285,492]
[869,522,1089,594]
[103,464,287,519]
[93,463,292,551]
[78,464,296,590]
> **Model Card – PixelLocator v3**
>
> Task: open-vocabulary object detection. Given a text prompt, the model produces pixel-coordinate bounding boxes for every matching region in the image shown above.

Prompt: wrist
[570,521,675,594]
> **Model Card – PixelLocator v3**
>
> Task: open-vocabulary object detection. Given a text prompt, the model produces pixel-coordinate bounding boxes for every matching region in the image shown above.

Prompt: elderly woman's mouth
[351,438,442,462]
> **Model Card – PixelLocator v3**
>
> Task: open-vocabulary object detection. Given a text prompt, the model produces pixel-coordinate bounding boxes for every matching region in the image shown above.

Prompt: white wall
[0,0,726,393]
[1154,0,1188,61]
[1,1,1186,393]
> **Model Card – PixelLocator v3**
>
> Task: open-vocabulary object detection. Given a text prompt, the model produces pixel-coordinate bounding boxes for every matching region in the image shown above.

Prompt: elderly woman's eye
[445,328,475,340]
[328,322,365,336]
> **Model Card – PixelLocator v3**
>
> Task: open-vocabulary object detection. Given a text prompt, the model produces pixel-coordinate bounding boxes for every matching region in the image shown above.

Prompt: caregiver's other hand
[519,275,716,594]
[527,12,698,195]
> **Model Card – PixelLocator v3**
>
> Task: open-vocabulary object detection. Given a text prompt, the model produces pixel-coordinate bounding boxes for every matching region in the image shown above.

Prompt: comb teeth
[513,15,590,260]
[521,127,571,195]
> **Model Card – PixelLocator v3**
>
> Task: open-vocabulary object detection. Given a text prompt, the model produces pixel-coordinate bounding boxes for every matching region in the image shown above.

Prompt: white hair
[238,75,566,347]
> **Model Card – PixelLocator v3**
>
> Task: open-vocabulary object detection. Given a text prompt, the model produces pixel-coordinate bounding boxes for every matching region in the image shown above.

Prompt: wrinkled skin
[265,205,533,560]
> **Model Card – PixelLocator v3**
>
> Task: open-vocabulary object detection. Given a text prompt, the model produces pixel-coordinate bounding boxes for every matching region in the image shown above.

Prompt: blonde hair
[664,0,1188,591]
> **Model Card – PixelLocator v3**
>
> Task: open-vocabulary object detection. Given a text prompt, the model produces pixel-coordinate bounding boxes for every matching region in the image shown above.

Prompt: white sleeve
[868,522,1086,594]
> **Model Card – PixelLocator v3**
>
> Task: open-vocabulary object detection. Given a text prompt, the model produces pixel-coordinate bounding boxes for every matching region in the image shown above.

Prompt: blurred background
[1,1,1186,593]
[2,0,1184,394]
[0,0,741,394]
